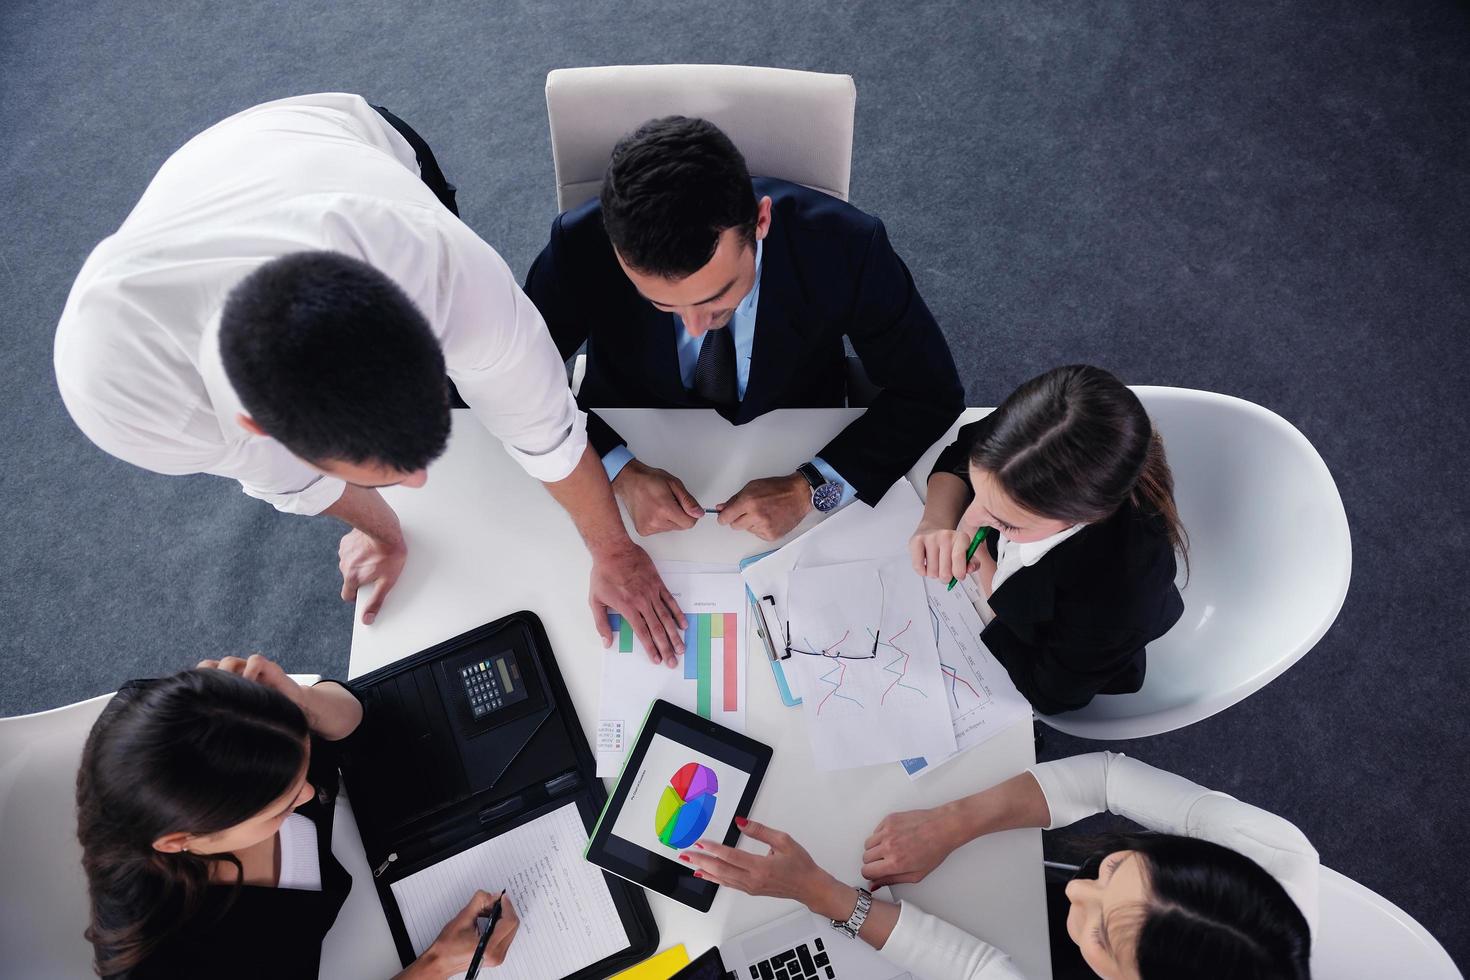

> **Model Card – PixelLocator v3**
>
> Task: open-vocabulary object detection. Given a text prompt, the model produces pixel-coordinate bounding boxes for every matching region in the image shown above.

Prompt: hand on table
[908,524,983,583]
[589,542,687,668]
[339,527,407,625]
[612,459,705,536]
[715,473,811,541]
[412,891,518,978]
[680,819,856,921]
[860,806,967,887]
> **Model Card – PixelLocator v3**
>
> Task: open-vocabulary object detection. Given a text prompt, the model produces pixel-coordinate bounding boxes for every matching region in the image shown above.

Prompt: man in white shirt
[53,93,686,663]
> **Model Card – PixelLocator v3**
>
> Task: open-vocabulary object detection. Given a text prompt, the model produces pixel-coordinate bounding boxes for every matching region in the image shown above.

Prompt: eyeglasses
[783,572,886,660]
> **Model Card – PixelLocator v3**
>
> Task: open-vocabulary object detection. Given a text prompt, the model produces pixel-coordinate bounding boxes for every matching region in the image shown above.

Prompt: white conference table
[325,407,1051,980]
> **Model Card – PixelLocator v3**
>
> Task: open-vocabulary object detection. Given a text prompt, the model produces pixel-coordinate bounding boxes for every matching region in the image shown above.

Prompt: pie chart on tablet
[654,762,719,849]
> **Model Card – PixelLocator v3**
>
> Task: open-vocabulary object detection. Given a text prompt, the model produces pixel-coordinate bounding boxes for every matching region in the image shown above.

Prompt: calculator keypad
[460,660,507,718]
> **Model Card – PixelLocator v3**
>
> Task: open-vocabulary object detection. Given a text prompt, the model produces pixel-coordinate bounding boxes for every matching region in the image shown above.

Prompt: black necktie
[692,326,738,408]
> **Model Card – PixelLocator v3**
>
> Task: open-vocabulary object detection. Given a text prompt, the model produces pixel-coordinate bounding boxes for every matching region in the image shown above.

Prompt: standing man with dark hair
[525,116,964,541]
[55,94,687,664]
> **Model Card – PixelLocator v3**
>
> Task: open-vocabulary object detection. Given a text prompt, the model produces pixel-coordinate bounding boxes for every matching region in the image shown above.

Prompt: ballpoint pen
[464,890,506,980]
[947,527,989,591]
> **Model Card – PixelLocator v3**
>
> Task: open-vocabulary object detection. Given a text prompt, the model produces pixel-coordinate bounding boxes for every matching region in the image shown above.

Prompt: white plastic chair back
[1039,387,1351,739]
[545,65,856,212]
[0,692,114,978]
[0,674,320,977]
[1312,866,1461,978]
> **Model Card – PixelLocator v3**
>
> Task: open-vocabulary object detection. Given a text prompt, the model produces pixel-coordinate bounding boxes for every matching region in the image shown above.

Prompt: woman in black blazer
[910,365,1188,714]
[76,656,519,979]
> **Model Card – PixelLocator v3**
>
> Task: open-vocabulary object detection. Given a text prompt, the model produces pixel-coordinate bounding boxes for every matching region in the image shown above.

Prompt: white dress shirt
[989,522,1087,595]
[54,93,585,516]
[275,812,322,892]
[877,752,1319,979]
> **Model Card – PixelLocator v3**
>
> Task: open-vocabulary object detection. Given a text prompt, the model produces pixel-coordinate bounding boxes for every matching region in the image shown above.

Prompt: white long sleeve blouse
[875,752,1319,979]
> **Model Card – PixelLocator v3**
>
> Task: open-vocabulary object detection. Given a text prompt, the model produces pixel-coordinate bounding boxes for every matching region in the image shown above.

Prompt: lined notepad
[390,802,628,980]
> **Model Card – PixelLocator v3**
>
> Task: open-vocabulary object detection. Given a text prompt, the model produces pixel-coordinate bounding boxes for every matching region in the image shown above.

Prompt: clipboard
[339,611,657,977]
[739,552,801,706]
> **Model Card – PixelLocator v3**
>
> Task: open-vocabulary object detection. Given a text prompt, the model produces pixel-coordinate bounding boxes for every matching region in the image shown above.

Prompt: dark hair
[969,364,1189,573]
[600,116,758,278]
[76,670,310,976]
[219,251,451,471]
[1069,834,1311,979]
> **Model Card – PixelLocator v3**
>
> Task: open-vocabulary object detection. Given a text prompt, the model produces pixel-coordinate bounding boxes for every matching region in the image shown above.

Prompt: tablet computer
[586,699,772,912]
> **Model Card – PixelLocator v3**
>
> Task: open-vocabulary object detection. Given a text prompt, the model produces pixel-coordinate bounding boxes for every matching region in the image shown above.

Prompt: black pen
[465,890,505,980]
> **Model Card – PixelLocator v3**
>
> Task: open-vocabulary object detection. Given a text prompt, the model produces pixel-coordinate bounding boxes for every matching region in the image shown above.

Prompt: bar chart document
[899,578,1033,778]
[597,565,747,776]
[390,802,628,980]
[785,556,957,770]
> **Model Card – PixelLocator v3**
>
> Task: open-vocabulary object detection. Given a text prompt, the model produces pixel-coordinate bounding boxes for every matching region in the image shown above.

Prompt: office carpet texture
[1,0,1465,965]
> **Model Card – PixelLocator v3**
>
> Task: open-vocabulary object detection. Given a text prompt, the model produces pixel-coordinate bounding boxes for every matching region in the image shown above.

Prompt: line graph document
[900,579,1034,779]
[596,564,747,776]
[786,556,956,770]
[389,802,627,980]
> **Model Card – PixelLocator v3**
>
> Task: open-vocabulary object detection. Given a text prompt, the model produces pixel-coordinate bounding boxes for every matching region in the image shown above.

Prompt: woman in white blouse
[681,753,1316,979]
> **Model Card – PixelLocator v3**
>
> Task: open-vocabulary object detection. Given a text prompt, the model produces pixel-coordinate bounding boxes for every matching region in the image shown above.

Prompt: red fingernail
[678,854,691,862]
[694,842,706,849]
[735,817,748,828]
[693,871,704,878]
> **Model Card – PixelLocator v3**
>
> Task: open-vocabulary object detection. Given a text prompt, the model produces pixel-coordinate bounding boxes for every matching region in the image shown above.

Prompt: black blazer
[524,177,964,504]
[115,735,353,980]
[934,419,1186,714]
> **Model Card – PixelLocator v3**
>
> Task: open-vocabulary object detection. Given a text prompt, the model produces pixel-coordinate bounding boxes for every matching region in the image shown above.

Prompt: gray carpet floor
[2,0,1466,967]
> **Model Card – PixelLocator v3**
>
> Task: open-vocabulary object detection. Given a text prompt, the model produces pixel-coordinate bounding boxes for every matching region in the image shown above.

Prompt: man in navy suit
[525,116,963,542]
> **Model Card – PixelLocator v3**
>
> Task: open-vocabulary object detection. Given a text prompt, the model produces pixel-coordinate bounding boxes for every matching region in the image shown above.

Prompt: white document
[785,556,957,770]
[741,482,926,700]
[389,802,627,980]
[899,579,1035,778]
[597,564,747,776]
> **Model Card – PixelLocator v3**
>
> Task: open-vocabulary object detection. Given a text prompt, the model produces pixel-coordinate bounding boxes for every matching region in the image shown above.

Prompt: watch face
[812,481,844,513]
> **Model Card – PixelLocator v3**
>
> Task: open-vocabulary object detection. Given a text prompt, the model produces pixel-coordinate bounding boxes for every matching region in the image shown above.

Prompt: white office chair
[1312,866,1461,978]
[0,674,331,979]
[544,64,856,212]
[1038,387,1351,740]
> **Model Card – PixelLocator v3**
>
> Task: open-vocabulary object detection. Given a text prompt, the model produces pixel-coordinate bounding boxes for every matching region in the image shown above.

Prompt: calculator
[456,650,530,720]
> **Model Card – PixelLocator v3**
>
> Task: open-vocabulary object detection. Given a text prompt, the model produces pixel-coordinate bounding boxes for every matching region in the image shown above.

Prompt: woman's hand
[860,806,970,887]
[196,653,362,739]
[681,819,858,921]
[909,524,982,583]
[415,891,519,977]
[198,653,307,711]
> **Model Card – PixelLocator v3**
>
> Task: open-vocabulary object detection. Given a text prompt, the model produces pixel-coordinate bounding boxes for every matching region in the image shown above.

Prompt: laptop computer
[675,903,912,980]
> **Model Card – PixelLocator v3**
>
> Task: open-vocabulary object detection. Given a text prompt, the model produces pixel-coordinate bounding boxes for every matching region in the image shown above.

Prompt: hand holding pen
[417,889,518,979]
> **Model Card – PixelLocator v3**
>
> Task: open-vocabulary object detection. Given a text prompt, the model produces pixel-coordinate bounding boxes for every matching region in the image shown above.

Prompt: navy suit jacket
[523,177,964,504]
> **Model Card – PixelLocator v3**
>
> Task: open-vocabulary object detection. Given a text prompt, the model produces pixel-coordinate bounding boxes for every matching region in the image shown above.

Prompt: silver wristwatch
[830,887,873,939]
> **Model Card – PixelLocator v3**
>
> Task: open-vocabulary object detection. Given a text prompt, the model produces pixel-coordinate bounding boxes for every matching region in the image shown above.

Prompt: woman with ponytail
[77,656,519,979]
[910,365,1188,714]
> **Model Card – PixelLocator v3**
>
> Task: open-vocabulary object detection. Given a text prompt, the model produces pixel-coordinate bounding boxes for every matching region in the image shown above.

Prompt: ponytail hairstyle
[968,364,1189,576]
[76,669,309,976]
[1070,834,1312,980]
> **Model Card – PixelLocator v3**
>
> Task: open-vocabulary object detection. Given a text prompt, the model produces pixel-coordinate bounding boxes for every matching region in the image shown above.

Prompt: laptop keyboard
[749,937,835,980]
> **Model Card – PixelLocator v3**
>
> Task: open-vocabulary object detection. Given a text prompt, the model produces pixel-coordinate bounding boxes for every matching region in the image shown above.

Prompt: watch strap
[796,462,825,491]
[831,886,872,939]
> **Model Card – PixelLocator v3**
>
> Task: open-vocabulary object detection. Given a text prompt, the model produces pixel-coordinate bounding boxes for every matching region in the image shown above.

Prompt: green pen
[947,527,989,591]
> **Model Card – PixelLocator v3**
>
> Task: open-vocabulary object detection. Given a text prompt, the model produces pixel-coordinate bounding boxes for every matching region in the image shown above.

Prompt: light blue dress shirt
[601,239,855,508]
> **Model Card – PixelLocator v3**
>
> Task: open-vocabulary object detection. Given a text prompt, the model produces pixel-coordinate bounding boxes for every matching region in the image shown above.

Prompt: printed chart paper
[390,802,627,980]
[608,732,751,867]
[900,578,1034,778]
[597,566,747,776]
[786,557,956,770]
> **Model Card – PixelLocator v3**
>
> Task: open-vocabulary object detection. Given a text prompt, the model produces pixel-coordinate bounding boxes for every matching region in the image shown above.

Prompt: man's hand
[589,542,687,668]
[612,459,704,536]
[716,473,811,541]
[338,528,407,625]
